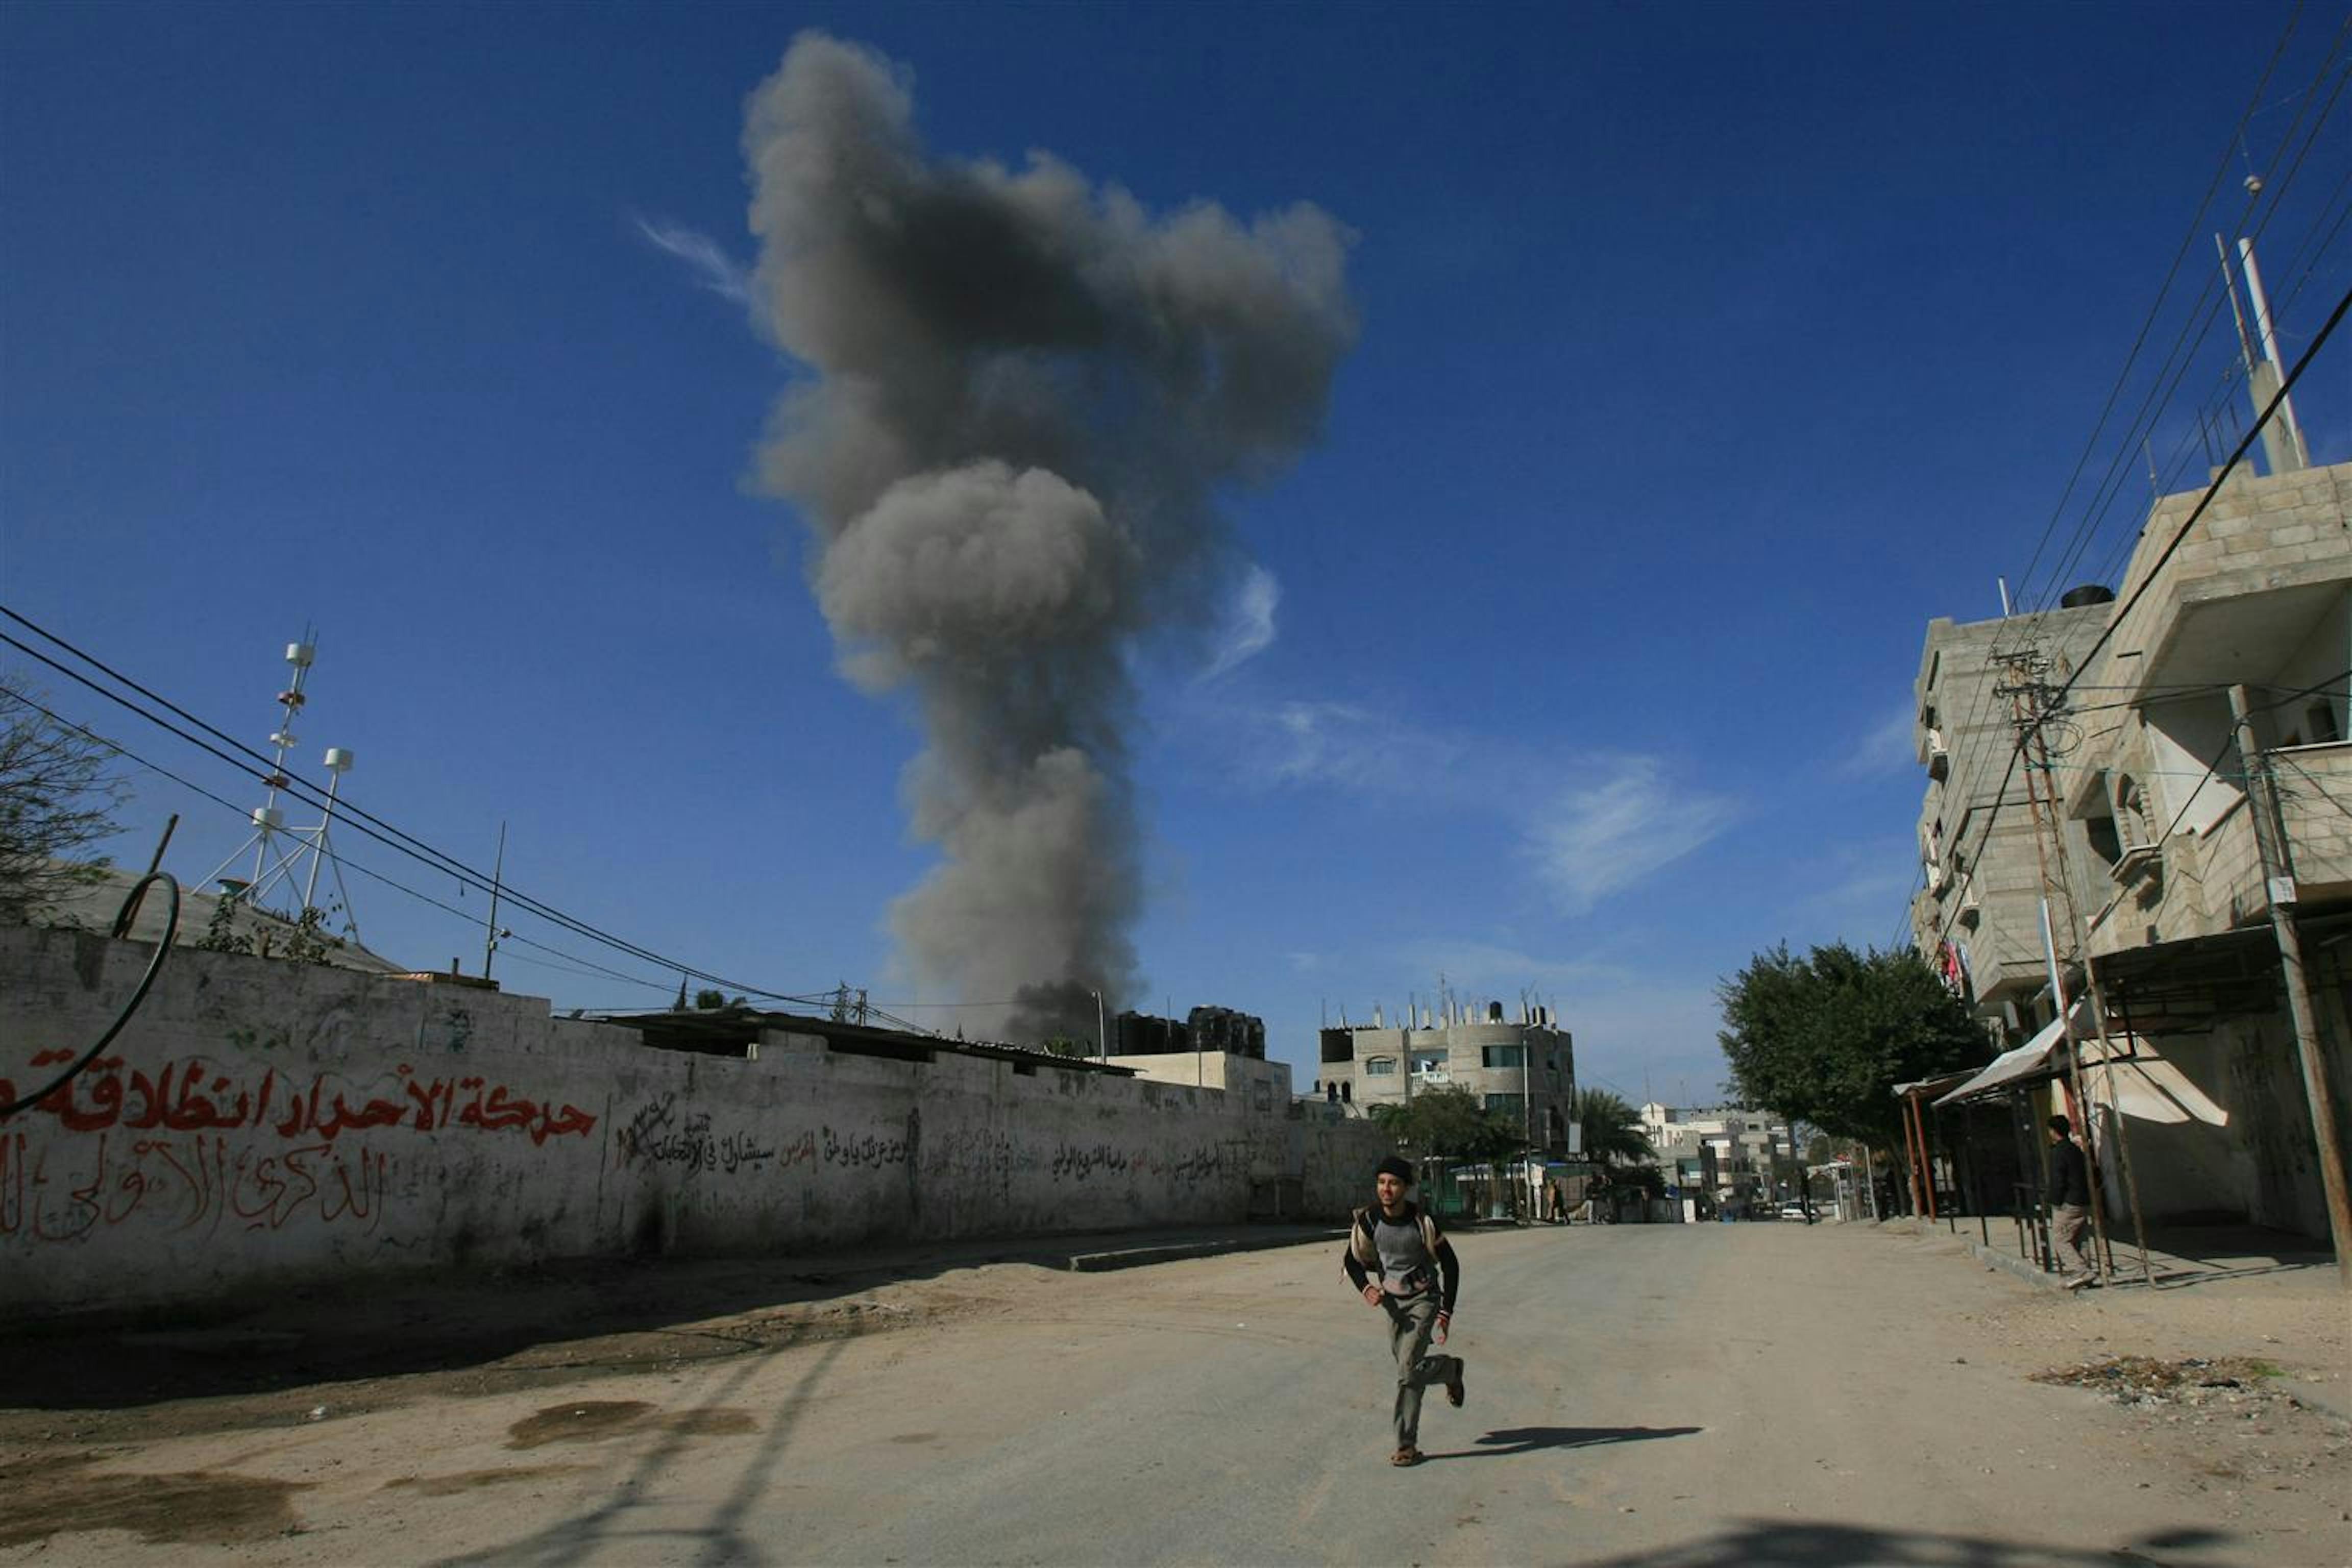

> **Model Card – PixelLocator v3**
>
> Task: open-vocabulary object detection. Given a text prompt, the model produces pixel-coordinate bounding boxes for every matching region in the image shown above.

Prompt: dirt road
[2,1220,2345,1565]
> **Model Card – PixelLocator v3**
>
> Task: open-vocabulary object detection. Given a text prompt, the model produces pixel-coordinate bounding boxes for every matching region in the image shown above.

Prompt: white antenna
[2236,236,2311,473]
[201,633,362,941]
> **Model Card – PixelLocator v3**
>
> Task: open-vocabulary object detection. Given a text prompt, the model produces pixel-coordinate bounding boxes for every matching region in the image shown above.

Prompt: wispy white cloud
[634,215,752,305]
[1783,840,1918,940]
[1387,938,1621,996]
[1251,699,1465,793]
[1525,758,1739,913]
[1836,699,1919,778]
[1199,564,1279,681]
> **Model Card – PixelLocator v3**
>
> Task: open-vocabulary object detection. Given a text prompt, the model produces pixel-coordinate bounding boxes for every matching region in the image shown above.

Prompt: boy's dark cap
[1376,1155,1413,1184]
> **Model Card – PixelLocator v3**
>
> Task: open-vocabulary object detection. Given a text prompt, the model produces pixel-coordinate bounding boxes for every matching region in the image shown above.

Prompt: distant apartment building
[1908,458,2352,1239]
[1314,999,1575,1155]
[1638,1103,1793,1202]
[1113,1006,1267,1060]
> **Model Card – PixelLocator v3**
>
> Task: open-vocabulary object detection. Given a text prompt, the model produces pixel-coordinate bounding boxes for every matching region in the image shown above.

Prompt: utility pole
[1997,649,2120,1280]
[481,820,507,982]
[2229,685,2352,1288]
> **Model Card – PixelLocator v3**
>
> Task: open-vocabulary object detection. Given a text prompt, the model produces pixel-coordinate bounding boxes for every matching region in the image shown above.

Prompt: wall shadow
[1566,1519,2236,1567]
[1,1222,1335,1412]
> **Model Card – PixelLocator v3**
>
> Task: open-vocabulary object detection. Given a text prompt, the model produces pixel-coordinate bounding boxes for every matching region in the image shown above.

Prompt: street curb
[1965,1237,2060,1289]
[1065,1228,1345,1272]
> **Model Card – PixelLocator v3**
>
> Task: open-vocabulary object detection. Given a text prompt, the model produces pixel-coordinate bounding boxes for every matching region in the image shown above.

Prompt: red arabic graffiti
[0,1130,391,1243]
[0,1053,598,1146]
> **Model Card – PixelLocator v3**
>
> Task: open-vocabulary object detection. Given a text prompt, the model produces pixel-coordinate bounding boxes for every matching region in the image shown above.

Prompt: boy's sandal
[1390,1446,1421,1466]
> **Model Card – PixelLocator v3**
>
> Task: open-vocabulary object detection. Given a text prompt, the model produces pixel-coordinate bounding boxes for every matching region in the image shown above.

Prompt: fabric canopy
[1931,1012,2227,1126]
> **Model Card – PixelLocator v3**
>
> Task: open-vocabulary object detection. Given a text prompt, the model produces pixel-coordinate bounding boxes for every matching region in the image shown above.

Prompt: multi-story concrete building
[1907,597,2113,1029]
[1638,1103,1793,1205]
[1908,459,2352,1239]
[1314,1000,1575,1155]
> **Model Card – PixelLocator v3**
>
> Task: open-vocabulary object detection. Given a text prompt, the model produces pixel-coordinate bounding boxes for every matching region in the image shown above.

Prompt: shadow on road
[1,1223,1332,1412]
[1566,1519,2235,1566]
[1432,1424,1703,1460]
[429,1337,847,1568]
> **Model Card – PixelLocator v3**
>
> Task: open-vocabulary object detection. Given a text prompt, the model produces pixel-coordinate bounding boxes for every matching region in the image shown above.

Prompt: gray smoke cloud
[742,33,1356,1042]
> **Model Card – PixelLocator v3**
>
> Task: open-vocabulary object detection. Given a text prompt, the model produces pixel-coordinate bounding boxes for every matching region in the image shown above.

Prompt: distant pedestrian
[2046,1114,2097,1289]
[1341,1155,1464,1467]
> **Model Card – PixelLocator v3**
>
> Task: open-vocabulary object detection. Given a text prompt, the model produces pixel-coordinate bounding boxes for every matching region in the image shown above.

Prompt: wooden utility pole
[2228,684,2352,1289]
[1998,650,2113,1278]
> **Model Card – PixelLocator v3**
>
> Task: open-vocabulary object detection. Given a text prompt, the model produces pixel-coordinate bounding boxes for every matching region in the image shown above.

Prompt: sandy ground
[1,1218,2345,1566]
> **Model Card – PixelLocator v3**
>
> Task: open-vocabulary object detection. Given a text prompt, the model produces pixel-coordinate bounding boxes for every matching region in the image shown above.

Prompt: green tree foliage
[1572,1088,1656,1167]
[191,889,345,965]
[1368,1085,1522,1160]
[1040,1035,1093,1059]
[0,676,126,924]
[1717,941,1988,1145]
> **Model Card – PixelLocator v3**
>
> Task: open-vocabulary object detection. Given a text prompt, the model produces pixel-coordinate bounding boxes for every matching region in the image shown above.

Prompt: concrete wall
[1,926,1379,1319]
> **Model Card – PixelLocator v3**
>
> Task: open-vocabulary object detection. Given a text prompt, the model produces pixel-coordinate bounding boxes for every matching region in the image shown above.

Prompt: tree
[1572,1088,1656,1167]
[0,676,127,924]
[1717,941,1987,1147]
[1368,1085,1521,1162]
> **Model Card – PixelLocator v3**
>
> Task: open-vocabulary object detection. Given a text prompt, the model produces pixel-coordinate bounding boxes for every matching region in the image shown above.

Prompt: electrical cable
[1996,3,2310,619]
[1924,275,2352,955]
[3,683,691,998]
[1932,16,2347,780]
[0,873,179,1118]
[2018,12,2348,619]
[0,614,821,1005]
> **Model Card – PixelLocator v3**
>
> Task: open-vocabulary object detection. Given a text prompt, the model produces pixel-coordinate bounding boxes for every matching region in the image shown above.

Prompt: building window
[1481,1045,1524,1069]
[1484,1093,1524,1119]
[1410,1048,1448,1074]
[1253,1082,1273,1112]
[1365,1057,1398,1076]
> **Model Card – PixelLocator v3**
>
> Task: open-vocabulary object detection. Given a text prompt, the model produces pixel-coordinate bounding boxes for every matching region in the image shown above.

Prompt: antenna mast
[201,632,362,940]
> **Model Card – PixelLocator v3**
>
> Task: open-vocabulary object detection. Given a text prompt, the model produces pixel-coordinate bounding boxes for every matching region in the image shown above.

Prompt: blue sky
[4,2,2346,1105]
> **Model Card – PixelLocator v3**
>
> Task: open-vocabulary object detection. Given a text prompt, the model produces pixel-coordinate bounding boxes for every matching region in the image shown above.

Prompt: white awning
[1931,1015,2067,1107]
[1932,1012,2227,1126]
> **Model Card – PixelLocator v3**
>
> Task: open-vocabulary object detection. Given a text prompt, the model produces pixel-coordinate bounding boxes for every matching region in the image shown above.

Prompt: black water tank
[2060,584,2116,608]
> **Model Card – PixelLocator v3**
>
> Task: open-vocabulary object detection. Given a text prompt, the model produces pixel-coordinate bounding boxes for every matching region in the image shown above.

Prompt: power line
[2,677,685,996]
[1920,276,2352,957]
[0,609,836,1006]
[1930,16,2348,790]
[1997,3,2313,618]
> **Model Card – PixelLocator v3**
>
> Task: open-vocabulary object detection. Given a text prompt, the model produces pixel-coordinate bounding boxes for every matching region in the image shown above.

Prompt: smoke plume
[742,33,1355,1041]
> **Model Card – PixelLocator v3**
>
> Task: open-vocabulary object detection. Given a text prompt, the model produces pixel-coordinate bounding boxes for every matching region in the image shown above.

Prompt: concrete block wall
[2111,465,2350,660]
[1,926,1373,1319]
[1910,606,2109,1011]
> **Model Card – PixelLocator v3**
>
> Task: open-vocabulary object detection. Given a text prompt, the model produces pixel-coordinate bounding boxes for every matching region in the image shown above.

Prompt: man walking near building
[1341,1154,1464,1466]
[2047,1114,2098,1289]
